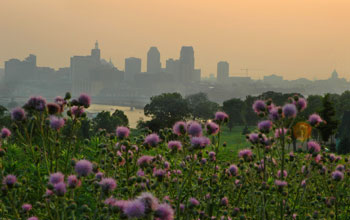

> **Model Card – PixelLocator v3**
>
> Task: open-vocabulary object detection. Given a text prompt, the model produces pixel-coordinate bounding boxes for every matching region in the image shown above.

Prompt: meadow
[0,93,349,220]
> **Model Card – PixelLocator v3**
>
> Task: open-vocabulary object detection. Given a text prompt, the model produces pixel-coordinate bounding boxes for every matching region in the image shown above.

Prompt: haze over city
[1,0,350,80]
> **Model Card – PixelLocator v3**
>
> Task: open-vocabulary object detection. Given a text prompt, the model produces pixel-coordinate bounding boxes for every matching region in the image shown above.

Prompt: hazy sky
[1,0,350,80]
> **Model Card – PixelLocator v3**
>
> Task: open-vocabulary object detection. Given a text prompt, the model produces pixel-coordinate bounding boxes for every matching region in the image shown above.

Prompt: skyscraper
[147,47,161,73]
[179,46,195,82]
[125,57,141,81]
[217,61,229,82]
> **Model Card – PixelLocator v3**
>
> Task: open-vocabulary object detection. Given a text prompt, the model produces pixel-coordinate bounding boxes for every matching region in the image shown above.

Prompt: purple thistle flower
[67,175,81,189]
[307,141,321,153]
[248,133,259,144]
[54,96,66,106]
[137,155,154,167]
[308,113,323,126]
[99,178,117,192]
[49,172,64,185]
[206,121,220,135]
[1,128,11,139]
[167,141,182,151]
[275,180,288,187]
[282,104,297,118]
[137,170,145,177]
[71,106,84,117]
[258,120,272,133]
[239,149,253,160]
[209,151,216,161]
[104,197,118,206]
[277,170,288,178]
[49,116,65,130]
[95,172,104,180]
[11,107,26,121]
[154,203,174,220]
[228,164,238,176]
[214,111,229,123]
[220,197,229,206]
[173,121,187,136]
[189,197,200,207]
[137,192,159,213]
[187,121,202,137]
[336,164,345,172]
[154,169,166,179]
[253,100,266,113]
[22,203,32,212]
[274,128,288,138]
[27,217,39,220]
[47,102,61,115]
[78,93,91,108]
[75,159,93,177]
[116,126,130,139]
[190,136,210,149]
[54,182,66,196]
[123,200,145,218]
[294,98,307,111]
[301,179,307,188]
[332,170,344,181]
[144,133,160,147]
[26,96,46,111]
[269,107,281,121]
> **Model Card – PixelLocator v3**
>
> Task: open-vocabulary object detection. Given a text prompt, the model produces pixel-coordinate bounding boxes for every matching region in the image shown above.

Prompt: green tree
[223,98,245,131]
[92,109,129,133]
[144,93,190,130]
[336,111,350,154]
[186,93,219,120]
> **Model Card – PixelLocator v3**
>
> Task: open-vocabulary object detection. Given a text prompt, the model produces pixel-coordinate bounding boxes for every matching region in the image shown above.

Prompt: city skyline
[1,0,350,80]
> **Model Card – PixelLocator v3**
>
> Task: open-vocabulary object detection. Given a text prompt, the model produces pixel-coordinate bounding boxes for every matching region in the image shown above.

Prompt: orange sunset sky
[0,0,350,80]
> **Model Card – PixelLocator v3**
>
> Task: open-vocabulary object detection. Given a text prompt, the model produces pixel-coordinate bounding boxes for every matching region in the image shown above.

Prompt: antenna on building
[95,40,99,49]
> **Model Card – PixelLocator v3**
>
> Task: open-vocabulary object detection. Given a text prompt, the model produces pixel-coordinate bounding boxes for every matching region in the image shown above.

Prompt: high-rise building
[147,47,161,73]
[180,46,195,82]
[125,57,141,81]
[217,61,229,82]
[91,41,101,61]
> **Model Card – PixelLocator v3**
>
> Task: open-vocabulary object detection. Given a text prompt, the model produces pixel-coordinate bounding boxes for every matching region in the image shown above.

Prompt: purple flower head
[144,133,160,147]
[54,96,66,106]
[308,113,323,126]
[26,96,46,111]
[282,104,297,118]
[22,203,32,212]
[67,175,81,189]
[336,164,345,172]
[209,151,216,161]
[1,128,11,139]
[49,172,64,185]
[124,200,145,218]
[248,133,259,144]
[137,192,159,213]
[189,197,200,206]
[116,126,130,139]
[54,182,66,196]
[228,164,238,176]
[206,121,220,135]
[301,179,307,188]
[187,121,202,137]
[294,98,307,111]
[167,141,182,151]
[137,155,154,167]
[11,107,26,121]
[173,121,187,136]
[275,128,288,138]
[104,197,117,206]
[47,102,61,115]
[220,197,229,206]
[269,107,281,121]
[190,136,210,149]
[137,170,145,177]
[215,111,229,123]
[154,203,174,220]
[75,159,93,177]
[99,178,117,192]
[27,217,39,220]
[49,116,65,130]
[71,106,84,117]
[253,100,266,113]
[258,120,272,133]
[277,170,288,178]
[95,172,104,180]
[307,141,321,153]
[332,171,344,181]
[275,180,288,188]
[239,149,253,160]
[154,169,166,179]
[78,93,91,108]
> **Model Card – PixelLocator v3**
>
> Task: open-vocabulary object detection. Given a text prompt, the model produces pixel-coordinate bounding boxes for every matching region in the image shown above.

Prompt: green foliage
[223,98,245,130]
[92,109,129,133]
[318,94,339,145]
[185,92,219,120]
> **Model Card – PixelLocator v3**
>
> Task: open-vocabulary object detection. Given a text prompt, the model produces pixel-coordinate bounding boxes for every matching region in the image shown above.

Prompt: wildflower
[253,100,266,113]
[144,134,160,147]
[137,192,159,213]
[75,160,93,177]
[22,203,32,212]
[308,114,323,126]
[11,107,26,121]
[301,179,307,188]
[269,107,281,121]
[54,96,66,106]
[123,200,145,218]
[208,151,216,161]
[336,164,345,172]
[173,121,187,135]
[154,169,166,180]
[27,217,39,220]
[220,197,229,206]
[167,141,182,151]
[47,103,61,115]
[137,155,154,167]
[258,120,272,133]
[99,178,117,192]
[294,98,307,111]
[78,93,91,108]
[49,172,64,185]
[95,172,104,180]
[137,170,145,177]
[331,171,344,181]
[215,111,229,123]
[116,126,130,139]
[49,116,65,130]
[228,164,238,176]
[282,104,297,118]
[275,180,288,188]
[239,149,253,161]
[26,96,46,111]
[190,137,210,149]
[1,128,11,139]
[206,121,220,135]
[67,175,81,189]
[248,133,259,144]
[277,170,288,178]
[187,121,202,137]
[274,128,288,138]
[54,182,66,196]
[189,197,200,207]
[307,141,321,153]
[154,203,174,220]
[71,106,84,117]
